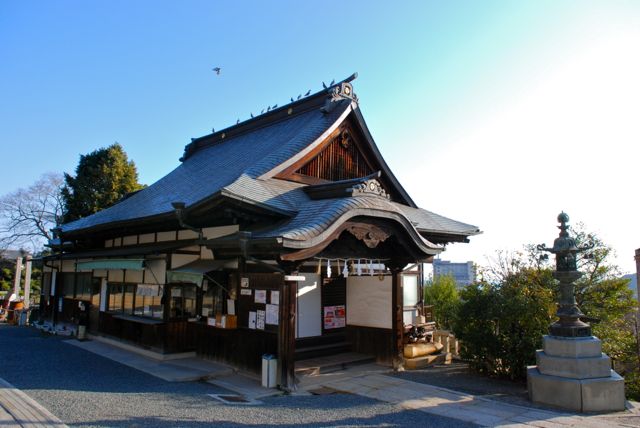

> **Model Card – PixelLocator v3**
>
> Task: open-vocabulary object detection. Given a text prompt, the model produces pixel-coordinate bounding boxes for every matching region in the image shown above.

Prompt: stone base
[528,367,625,412]
[543,335,602,358]
[536,350,611,379]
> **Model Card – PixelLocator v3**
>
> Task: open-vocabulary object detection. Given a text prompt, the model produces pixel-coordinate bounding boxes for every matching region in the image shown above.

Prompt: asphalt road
[0,325,477,427]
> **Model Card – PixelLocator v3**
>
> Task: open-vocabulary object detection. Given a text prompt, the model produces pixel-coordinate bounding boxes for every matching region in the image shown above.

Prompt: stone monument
[527,212,625,412]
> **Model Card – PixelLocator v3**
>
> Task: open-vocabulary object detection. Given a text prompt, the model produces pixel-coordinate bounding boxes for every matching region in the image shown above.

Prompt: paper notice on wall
[265,304,278,325]
[270,290,279,304]
[241,277,249,288]
[256,310,266,330]
[227,299,235,315]
[240,289,252,296]
[137,284,160,296]
[248,311,257,329]
[255,289,267,304]
[323,305,346,329]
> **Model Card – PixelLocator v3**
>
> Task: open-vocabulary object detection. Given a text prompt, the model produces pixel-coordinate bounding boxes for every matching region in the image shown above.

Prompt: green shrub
[424,274,460,330]
[453,268,555,380]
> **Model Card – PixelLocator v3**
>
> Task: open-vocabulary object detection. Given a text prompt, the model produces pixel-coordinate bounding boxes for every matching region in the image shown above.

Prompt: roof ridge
[181,73,359,161]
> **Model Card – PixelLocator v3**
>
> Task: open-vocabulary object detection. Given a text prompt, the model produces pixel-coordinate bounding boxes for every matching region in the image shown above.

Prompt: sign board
[284,275,306,282]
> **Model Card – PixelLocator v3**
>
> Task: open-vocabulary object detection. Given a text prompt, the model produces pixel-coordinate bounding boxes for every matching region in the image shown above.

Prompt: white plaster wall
[139,233,155,244]
[122,235,137,246]
[145,259,166,285]
[157,231,176,242]
[171,254,199,269]
[108,270,124,282]
[346,276,391,329]
[203,225,238,239]
[178,229,199,240]
[125,269,144,284]
[62,260,75,272]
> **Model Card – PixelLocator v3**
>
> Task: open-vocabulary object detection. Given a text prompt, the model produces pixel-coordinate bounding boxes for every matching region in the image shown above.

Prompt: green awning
[76,259,145,271]
[167,259,237,286]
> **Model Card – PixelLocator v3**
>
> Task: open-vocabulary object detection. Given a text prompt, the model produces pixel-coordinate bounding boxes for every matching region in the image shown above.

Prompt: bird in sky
[212,67,221,75]
[250,113,254,118]
[297,94,301,100]
[272,104,278,109]
[305,90,311,96]
[290,97,294,102]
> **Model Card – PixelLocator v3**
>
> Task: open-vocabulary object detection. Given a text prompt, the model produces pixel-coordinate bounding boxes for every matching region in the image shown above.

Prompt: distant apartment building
[433,259,476,288]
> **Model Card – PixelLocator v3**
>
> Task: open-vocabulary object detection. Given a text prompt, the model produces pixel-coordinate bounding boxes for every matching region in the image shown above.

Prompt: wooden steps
[295,351,375,376]
[404,352,452,370]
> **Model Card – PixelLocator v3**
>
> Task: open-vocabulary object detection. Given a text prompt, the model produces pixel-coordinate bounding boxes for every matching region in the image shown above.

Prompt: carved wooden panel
[295,130,373,181]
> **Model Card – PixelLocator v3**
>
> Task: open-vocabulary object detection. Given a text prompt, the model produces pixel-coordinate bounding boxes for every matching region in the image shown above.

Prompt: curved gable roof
[62,97,351,234]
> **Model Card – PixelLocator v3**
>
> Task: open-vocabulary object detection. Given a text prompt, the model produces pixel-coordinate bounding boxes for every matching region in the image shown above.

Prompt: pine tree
[62,143,144,222]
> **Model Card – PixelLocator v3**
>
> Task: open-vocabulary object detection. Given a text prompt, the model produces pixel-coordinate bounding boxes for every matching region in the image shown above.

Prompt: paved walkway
[5,333,640,427]
[0,377,67,428]
[315,373,640,427]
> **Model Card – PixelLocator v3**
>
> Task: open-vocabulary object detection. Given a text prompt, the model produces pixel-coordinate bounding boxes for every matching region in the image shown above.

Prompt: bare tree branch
[0,172,64,252]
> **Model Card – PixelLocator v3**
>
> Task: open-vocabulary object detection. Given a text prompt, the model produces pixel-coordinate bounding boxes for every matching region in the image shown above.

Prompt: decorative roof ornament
[351,178,389,199]
[537,212,595,337]
[321,73,359,114]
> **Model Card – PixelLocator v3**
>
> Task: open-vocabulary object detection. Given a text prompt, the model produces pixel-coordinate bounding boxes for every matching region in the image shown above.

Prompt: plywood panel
[296,274,321,338]
[346,276,391,329]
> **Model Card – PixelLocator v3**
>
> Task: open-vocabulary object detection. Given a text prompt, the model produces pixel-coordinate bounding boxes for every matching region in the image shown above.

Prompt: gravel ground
[0,325,477,427]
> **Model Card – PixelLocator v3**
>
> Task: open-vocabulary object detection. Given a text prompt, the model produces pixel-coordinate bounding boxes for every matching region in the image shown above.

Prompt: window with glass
[134,284,164,319]
[75,273,93,301]
[202,280,224,318]
[91,278,101,307]
[108,283,123,312]
[62,273,75,297]
[169,284,197,319]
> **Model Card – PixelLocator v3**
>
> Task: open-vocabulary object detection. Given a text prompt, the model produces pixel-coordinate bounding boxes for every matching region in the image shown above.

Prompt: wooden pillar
[23,255,32,308]
[278,275,297,391]
[390,265,404,370]
[277,262,302,391]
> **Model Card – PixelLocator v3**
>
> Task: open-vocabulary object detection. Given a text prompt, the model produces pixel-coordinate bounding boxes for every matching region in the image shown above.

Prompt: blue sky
[1,1,639,273]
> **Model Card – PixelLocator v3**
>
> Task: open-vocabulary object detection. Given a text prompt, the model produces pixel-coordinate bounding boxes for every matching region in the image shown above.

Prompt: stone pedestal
[528,335,625,412]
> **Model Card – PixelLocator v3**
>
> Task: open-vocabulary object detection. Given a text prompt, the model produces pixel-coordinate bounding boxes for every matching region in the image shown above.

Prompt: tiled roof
[395,205,480,237]
[61,100,351,233]
[59,77,480,248]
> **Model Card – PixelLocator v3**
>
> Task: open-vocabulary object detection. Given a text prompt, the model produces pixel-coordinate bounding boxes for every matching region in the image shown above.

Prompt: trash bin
[261,354,277,388]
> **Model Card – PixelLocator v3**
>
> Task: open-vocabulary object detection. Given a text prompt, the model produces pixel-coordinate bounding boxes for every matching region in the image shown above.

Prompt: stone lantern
[527,212,625,412]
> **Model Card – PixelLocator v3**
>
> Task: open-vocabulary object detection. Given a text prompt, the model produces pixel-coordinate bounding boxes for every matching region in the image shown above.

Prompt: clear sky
[1,1,638,273]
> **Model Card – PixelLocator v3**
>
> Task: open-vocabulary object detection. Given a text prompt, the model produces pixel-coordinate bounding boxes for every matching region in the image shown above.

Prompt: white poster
[270,290,279,304]
[227,299,235,315]
[241,277,249,288]
[256,310,266,330]
[255,289,267,304]
[248,311,257,329]
[240,289,252,296]
[266,304,279,325]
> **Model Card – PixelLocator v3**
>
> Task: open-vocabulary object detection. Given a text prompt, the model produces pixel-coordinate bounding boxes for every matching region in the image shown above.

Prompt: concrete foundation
[528,335,626,412]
